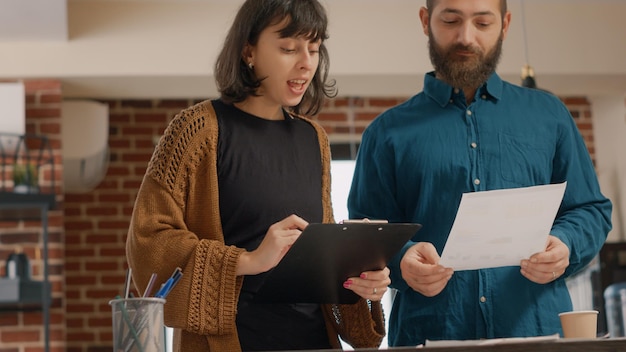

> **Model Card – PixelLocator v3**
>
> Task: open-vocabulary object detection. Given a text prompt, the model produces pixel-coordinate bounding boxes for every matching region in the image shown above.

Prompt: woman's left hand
[343,267,391,301]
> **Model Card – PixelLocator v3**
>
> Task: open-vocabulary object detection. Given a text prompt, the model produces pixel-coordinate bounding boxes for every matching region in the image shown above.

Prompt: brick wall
[63,99,200,352]
[0,79,64,352]
[563,97,596,165]
[2,90,597,351]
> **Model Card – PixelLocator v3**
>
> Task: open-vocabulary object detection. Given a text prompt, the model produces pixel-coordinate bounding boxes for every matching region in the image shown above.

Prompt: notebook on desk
[254,222,421,304]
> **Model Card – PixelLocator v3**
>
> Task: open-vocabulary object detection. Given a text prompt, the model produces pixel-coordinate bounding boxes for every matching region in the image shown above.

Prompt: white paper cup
[558,310,598,339]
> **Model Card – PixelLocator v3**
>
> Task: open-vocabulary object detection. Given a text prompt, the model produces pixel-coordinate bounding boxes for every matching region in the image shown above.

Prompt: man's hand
[400,242,454,297]
[520,235,570,284]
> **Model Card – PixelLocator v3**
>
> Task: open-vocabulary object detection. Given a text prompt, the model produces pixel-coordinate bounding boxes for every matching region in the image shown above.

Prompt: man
[347,0,612,347]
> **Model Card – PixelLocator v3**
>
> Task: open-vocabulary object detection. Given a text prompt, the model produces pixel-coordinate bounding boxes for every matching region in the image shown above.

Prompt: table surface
[301,338,626,352]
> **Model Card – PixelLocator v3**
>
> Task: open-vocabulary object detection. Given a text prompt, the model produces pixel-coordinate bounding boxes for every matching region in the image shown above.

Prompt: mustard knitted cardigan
[126,100,385,351]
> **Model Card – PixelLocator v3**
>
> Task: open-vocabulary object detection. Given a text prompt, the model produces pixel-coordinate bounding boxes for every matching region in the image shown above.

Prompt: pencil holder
[109,297,166,352]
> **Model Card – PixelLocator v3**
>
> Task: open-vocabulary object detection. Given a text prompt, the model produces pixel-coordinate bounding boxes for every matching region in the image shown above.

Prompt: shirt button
[466,110,472,116]
[450,99,454,103]
[474,179,481,185]
[471,142,477,148]
[480,296,487,303]
[454,88,460,94]
[481,95,487,100]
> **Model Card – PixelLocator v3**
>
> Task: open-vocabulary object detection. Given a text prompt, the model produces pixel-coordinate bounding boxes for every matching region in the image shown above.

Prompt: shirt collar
[424,71,503,106]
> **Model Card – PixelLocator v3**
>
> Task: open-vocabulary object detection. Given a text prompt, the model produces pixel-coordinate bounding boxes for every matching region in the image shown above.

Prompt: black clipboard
[254,222,421,304]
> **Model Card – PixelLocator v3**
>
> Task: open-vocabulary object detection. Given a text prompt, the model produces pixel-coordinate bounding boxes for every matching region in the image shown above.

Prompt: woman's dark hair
[215,0,336,116]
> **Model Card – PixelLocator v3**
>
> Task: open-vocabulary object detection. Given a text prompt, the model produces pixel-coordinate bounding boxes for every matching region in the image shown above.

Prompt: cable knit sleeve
[126,100,245,337]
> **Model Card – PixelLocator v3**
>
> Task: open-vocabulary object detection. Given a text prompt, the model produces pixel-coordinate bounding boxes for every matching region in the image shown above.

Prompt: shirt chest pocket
[498,132,553,187]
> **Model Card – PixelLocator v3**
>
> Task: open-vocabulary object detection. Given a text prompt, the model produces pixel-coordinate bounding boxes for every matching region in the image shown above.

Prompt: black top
[214,99,330,351]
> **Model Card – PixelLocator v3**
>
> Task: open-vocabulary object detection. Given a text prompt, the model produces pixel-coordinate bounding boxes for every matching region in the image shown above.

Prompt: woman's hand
[236,214,308,276]
[343,267,391,301]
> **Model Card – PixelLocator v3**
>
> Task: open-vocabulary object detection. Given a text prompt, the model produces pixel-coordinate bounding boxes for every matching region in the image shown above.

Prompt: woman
[126,0,388,351]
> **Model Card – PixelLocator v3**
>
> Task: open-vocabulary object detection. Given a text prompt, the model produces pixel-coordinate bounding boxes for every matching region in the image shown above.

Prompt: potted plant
[13,163,39,194]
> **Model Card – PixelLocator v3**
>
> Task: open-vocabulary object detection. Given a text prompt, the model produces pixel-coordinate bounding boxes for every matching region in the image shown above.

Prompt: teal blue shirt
[348,72,612,346]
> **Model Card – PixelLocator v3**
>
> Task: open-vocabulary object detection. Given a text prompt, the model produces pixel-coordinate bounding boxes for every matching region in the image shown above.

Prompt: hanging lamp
[520,1,543,91]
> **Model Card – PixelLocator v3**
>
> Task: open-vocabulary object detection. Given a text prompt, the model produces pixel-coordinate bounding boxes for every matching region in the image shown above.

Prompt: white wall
[0,82,25,153]
[1,0,626,98]
[591,96,626,242]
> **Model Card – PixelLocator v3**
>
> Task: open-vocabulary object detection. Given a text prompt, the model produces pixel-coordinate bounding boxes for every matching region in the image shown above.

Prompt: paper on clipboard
[439,182,566,271]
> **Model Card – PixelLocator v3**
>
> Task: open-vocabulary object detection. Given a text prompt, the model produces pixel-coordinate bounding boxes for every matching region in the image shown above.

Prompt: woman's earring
[248,62,254,69]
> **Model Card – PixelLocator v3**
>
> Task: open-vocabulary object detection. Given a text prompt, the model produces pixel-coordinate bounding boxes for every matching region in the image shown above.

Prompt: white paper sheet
[439,182,567,271]
[422,333,560,347]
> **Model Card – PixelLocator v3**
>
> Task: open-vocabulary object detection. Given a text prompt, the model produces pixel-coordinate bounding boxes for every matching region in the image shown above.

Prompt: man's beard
[428,30,503,90]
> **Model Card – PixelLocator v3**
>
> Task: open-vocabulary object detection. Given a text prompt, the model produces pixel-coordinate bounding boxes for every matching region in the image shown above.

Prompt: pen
[155,267,183,298]
[113,295,145,352]
[123,268,132,299]
[143,273,158,298]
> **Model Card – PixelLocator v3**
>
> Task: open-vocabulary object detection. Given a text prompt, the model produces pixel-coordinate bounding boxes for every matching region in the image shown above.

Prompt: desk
[308,338,626,352]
